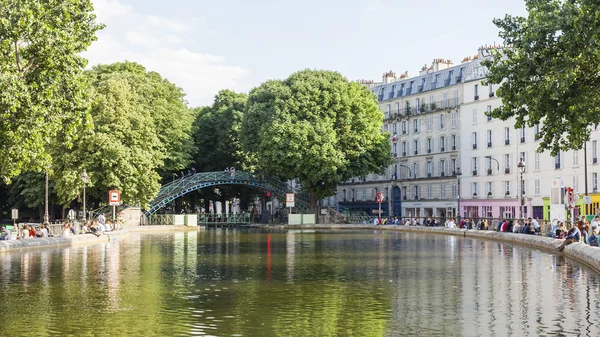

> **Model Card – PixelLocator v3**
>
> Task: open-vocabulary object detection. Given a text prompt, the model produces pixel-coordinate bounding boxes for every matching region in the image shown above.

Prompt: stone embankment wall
[0,225,199,253]
[286,224,600,274]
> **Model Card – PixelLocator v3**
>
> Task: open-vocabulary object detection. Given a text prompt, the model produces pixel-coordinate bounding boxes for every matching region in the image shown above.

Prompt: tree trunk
[310,193,319,224]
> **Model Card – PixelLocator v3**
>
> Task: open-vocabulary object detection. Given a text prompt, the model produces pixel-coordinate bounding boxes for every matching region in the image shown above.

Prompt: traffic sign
[583,195,592,205]
[286,193,295,208]
[11,209,18,220]
[109,190,121,206]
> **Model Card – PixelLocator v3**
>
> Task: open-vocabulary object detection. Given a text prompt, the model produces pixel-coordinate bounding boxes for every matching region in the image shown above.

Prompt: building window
[487,182,493,197]
[440,136,446,152]
[474,84,479,99]
[343,190,347,202]
[472,132,478,149]
[555,153,561,169]
[451,135,456,151]
[520,127,526,143]
[416,97,421,112]
[440,160,446,176]
[486,105,492,122]
[504,154,511,173]
[427,138,433,153]
[535,179,540,195]
[573,176,579,193]
[487,130,493,148]
[573,150,579,167]
[594,141,598,164]
[471,157,478,176]
[534,124,540,141]
[471,182,478,197]
[489,84,494,96]
[451,111,457,127]
[427,161,433,177]
[427,115,433,131]
[413,139,419,155]
[535,152,540,171]
[402,121,407,135]
[393,143,397,157]
[594,173,598,191]
[413,119,419,133]
[450,159,456,174]
[413,162,419,178]
[504,127,510,145]
[505,181,511,196]
[441,184,446,199]
[452,184,457,199]
[440,114,446,129]
[427,185,432,199]
[472,108,478,124]
[402,186,407,200]
[402,142,407,156]
[454,89,459,105]
[414,185,420,199]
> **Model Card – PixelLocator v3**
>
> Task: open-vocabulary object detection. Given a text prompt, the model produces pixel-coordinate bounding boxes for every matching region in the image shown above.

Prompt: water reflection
[0,230,598,336]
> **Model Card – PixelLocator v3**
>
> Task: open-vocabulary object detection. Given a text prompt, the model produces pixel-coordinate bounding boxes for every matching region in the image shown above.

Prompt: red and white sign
[286,193,295,208]
[109,190,121,206]
[376,192,384,203]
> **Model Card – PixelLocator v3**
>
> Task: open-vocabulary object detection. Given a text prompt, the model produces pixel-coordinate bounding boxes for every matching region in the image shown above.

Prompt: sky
[86,0,528,107]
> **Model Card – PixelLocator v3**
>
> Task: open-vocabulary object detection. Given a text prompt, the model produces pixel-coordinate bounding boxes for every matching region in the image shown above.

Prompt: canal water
[0,229,599,336]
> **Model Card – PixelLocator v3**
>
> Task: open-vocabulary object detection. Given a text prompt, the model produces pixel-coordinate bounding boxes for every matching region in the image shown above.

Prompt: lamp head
[81,169,88,183]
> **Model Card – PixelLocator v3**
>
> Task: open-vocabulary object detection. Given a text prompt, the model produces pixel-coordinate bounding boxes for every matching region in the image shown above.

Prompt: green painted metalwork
[143,171,310,217]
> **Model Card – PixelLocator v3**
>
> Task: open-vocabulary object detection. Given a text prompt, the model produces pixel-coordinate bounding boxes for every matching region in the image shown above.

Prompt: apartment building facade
[330,58,476,219]
[326,46,600,221]
[457,46,600,221]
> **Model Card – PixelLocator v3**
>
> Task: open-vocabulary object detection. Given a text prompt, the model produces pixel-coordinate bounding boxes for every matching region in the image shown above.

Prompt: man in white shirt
[447,219,456,228]
[591,216,600,230]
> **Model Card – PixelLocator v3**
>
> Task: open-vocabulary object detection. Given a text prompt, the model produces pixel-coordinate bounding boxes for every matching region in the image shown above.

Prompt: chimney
[432,58,453,72]
[382,70,396,84]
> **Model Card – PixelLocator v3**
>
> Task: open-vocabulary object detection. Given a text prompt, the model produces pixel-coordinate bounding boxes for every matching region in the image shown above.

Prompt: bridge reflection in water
[0,230,599,336]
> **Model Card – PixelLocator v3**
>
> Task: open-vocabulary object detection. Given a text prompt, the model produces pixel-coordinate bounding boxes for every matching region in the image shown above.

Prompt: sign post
[286,193,295,215]
[376,192,384,220]
[109,190,121,223]
[11,208,18,228]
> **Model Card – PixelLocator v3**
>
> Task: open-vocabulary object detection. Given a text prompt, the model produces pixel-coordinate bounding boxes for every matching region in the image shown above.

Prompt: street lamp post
[81,169,88,222]
[456,167,462,223]
[517,159,526,221]
[43,172,49,225]
[484,155,500,172]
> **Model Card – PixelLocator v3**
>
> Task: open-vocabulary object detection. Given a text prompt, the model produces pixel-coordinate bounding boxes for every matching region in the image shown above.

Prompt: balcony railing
[505,168,510,174]
[474,95,479,101]
[505,139,510,145]
[555,163,561,169]
[487,169,492,175]
[472,144,477,149]
[472,170,478,176]
[520,137,526,143]
[487,142,492,148]
[440,147,445,152]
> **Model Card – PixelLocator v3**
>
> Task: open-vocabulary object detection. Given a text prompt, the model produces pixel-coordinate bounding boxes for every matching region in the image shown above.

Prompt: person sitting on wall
[589,229,599,247]
[557,225,581,252]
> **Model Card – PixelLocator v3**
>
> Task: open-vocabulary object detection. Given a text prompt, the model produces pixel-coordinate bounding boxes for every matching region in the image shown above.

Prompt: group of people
[0,212,122,240]
[493,217,541,235]
[0,224,54,240]
[556,216,600,252]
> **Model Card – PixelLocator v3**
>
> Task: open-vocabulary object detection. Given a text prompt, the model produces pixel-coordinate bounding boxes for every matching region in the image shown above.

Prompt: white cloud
[87,0,248,106]
[93,0,132,22]
[146,15,189,33]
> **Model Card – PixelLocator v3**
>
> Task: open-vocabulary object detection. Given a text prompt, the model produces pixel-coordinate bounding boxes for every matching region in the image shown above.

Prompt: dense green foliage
[51,62,196,207]
[242,69,392,210]
[483,0,600,155]
[192,90,248,172]
[0,0,103,181]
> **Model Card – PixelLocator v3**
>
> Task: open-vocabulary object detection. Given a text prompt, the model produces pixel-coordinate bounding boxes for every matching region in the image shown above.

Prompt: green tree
[242,69,392,212]
[89,62,196,174]
[51,63,196,207]
[54,72,163,206]
[192,90,248,172]
[0,0,103,181]
[483,0,600,155]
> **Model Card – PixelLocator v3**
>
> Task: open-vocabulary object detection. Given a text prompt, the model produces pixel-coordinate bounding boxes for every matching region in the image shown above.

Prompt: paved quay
[279,224,600,274]
[0,225,200,253]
